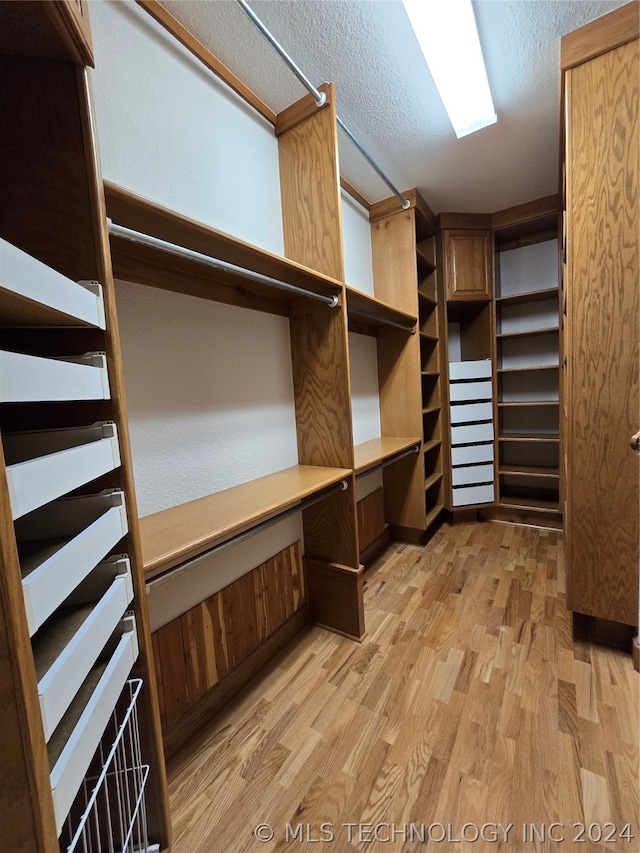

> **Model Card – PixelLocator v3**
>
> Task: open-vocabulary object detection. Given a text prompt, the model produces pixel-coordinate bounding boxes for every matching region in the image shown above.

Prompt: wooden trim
[491,195,559,231]
[561,2,639,70]
[43,0,95,67]
[340,178,371,211]
[276,83,332,136]
[389,524,426,544]
[437,212,493,231]
[162,607,309,764]
[633,636,640,672]
[478,506,564,530]
[136,0,276,124]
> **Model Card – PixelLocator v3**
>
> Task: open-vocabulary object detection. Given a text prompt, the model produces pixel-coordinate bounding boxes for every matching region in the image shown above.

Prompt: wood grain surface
[565,38,639,625]
[166,522,639,852]
[561,1,639,71]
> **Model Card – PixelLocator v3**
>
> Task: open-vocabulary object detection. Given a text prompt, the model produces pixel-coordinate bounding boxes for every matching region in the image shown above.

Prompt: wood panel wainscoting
[357,487,390,564]
[152,542,306,760]
[167,522,639,852]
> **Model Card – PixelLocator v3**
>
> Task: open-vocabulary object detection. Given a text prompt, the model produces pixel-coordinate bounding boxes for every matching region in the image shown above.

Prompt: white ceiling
[159,0,628,214]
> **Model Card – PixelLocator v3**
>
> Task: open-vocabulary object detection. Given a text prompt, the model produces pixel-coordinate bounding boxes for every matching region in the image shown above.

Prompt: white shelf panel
[449,360,492,381]
[449,379,492,402]
[452,463,494,487]
[34,560,134,741]
[0,351,110,403]
[451,421,494,446]
[450,401,493,424]
[15,491,129,636]
[451,442,494,467]
[0,238,105,329]
[452,483,494,507]
[4,423,121,519]
[49,622,139,835]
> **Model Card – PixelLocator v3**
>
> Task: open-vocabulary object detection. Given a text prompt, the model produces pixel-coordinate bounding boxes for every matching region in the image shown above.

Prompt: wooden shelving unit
[370,189,445,539]
[353,437,421,476]
[493,210,561,523]
[0,4,170,849]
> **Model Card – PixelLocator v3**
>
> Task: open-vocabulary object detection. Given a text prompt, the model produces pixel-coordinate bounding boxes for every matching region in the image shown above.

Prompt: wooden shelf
[497,326,559,339]
[422,405,441,416]
[419,331,439,342]
[104,182,343,316]
[423,439,442,453]
[139,465,352,578]
[499,495,561,513]
[424,472,443,491]
[499,433,559,443]
[345,287,416,334]
[498,401,559,408]
[418,290,437,307]
[425,503,443,528]
[499,465,560,479]
[497,364,559,374]
[354,436,421,476]
[495,287,559,306]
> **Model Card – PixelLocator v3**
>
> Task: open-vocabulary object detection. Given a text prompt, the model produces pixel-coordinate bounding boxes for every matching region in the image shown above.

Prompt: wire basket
[59,679,156,853]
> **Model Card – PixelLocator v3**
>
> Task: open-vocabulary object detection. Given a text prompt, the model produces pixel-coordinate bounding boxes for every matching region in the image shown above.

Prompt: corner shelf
[139,464,352,578]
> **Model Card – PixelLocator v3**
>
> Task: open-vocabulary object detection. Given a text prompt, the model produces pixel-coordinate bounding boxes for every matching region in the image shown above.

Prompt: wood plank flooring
[167,522,639,852]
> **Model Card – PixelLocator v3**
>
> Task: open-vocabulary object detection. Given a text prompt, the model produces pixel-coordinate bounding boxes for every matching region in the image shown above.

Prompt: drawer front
[449,380,492,402]
[0,350,110,403]
[7,433,121,520]
[451,422,494,446]
[452,483,495,507]
[450,401,493,424]
[49,623,139,834]
[19,493,128,636]
[451,442,494,467]
[449,360,492,381]
[451,463,494,487]
[37,569,134,741]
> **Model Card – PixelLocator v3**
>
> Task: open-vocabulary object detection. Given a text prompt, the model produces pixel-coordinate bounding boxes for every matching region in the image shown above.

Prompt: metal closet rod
[234,0,411,211]
[107,220,339,308]
[147,478,350,587]
[348,304,415,333]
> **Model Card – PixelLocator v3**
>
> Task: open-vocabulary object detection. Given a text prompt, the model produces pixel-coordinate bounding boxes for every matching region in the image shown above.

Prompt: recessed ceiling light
[402,0,497,139]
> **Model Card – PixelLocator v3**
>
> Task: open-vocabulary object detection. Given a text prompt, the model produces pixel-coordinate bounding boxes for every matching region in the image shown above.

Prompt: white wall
[90,0,284,255]
[341,190,374,294]
[349,332,381,446]
[115,281,298,516]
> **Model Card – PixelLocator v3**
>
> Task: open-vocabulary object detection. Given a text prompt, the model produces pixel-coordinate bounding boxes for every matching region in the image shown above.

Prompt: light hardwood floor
[167,522,639,852]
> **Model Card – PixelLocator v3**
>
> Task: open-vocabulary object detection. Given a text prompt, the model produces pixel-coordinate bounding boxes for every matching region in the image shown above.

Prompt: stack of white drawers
[1,238,140,833]
[449,360,495,507]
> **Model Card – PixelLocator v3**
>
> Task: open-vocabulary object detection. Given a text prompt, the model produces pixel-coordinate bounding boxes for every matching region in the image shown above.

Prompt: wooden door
[565,37,639,625]
[443,229,492,301]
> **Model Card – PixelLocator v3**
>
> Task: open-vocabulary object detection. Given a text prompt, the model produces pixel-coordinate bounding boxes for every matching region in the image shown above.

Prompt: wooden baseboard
[162,607,308,764]
[633,637,639,673]
[448,508,479,525]
[572,612,637,651]
[359,526,391,566]
[390,524,425,544]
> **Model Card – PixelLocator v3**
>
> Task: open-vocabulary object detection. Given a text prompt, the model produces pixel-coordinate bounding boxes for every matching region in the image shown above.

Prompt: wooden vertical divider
[277,83,363,638]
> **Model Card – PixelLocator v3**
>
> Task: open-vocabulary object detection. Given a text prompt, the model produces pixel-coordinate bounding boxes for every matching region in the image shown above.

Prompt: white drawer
[451,464,494,487]
[452,483,494,507]
[451,442,494,467]
[34,559,134,741]
[450,401,493,424]
[451,421,494,446]
[0,351,110,402]
[49,621,139,835]
[0,238,105,328]
[449,360,492,381]
[15,491,128,636]
[4,423,121,519]
[449,380,492,402]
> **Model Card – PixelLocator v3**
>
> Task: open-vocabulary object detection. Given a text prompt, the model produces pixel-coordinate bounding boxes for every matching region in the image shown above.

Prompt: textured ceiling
[159,0,629,214]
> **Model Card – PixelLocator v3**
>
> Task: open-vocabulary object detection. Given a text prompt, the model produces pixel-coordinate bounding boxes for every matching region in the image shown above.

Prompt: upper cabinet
[442,228,493,301]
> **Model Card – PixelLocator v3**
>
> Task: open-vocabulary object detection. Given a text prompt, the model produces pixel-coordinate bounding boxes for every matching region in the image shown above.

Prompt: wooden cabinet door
[565,37,639,626]
[443,229,493,301]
